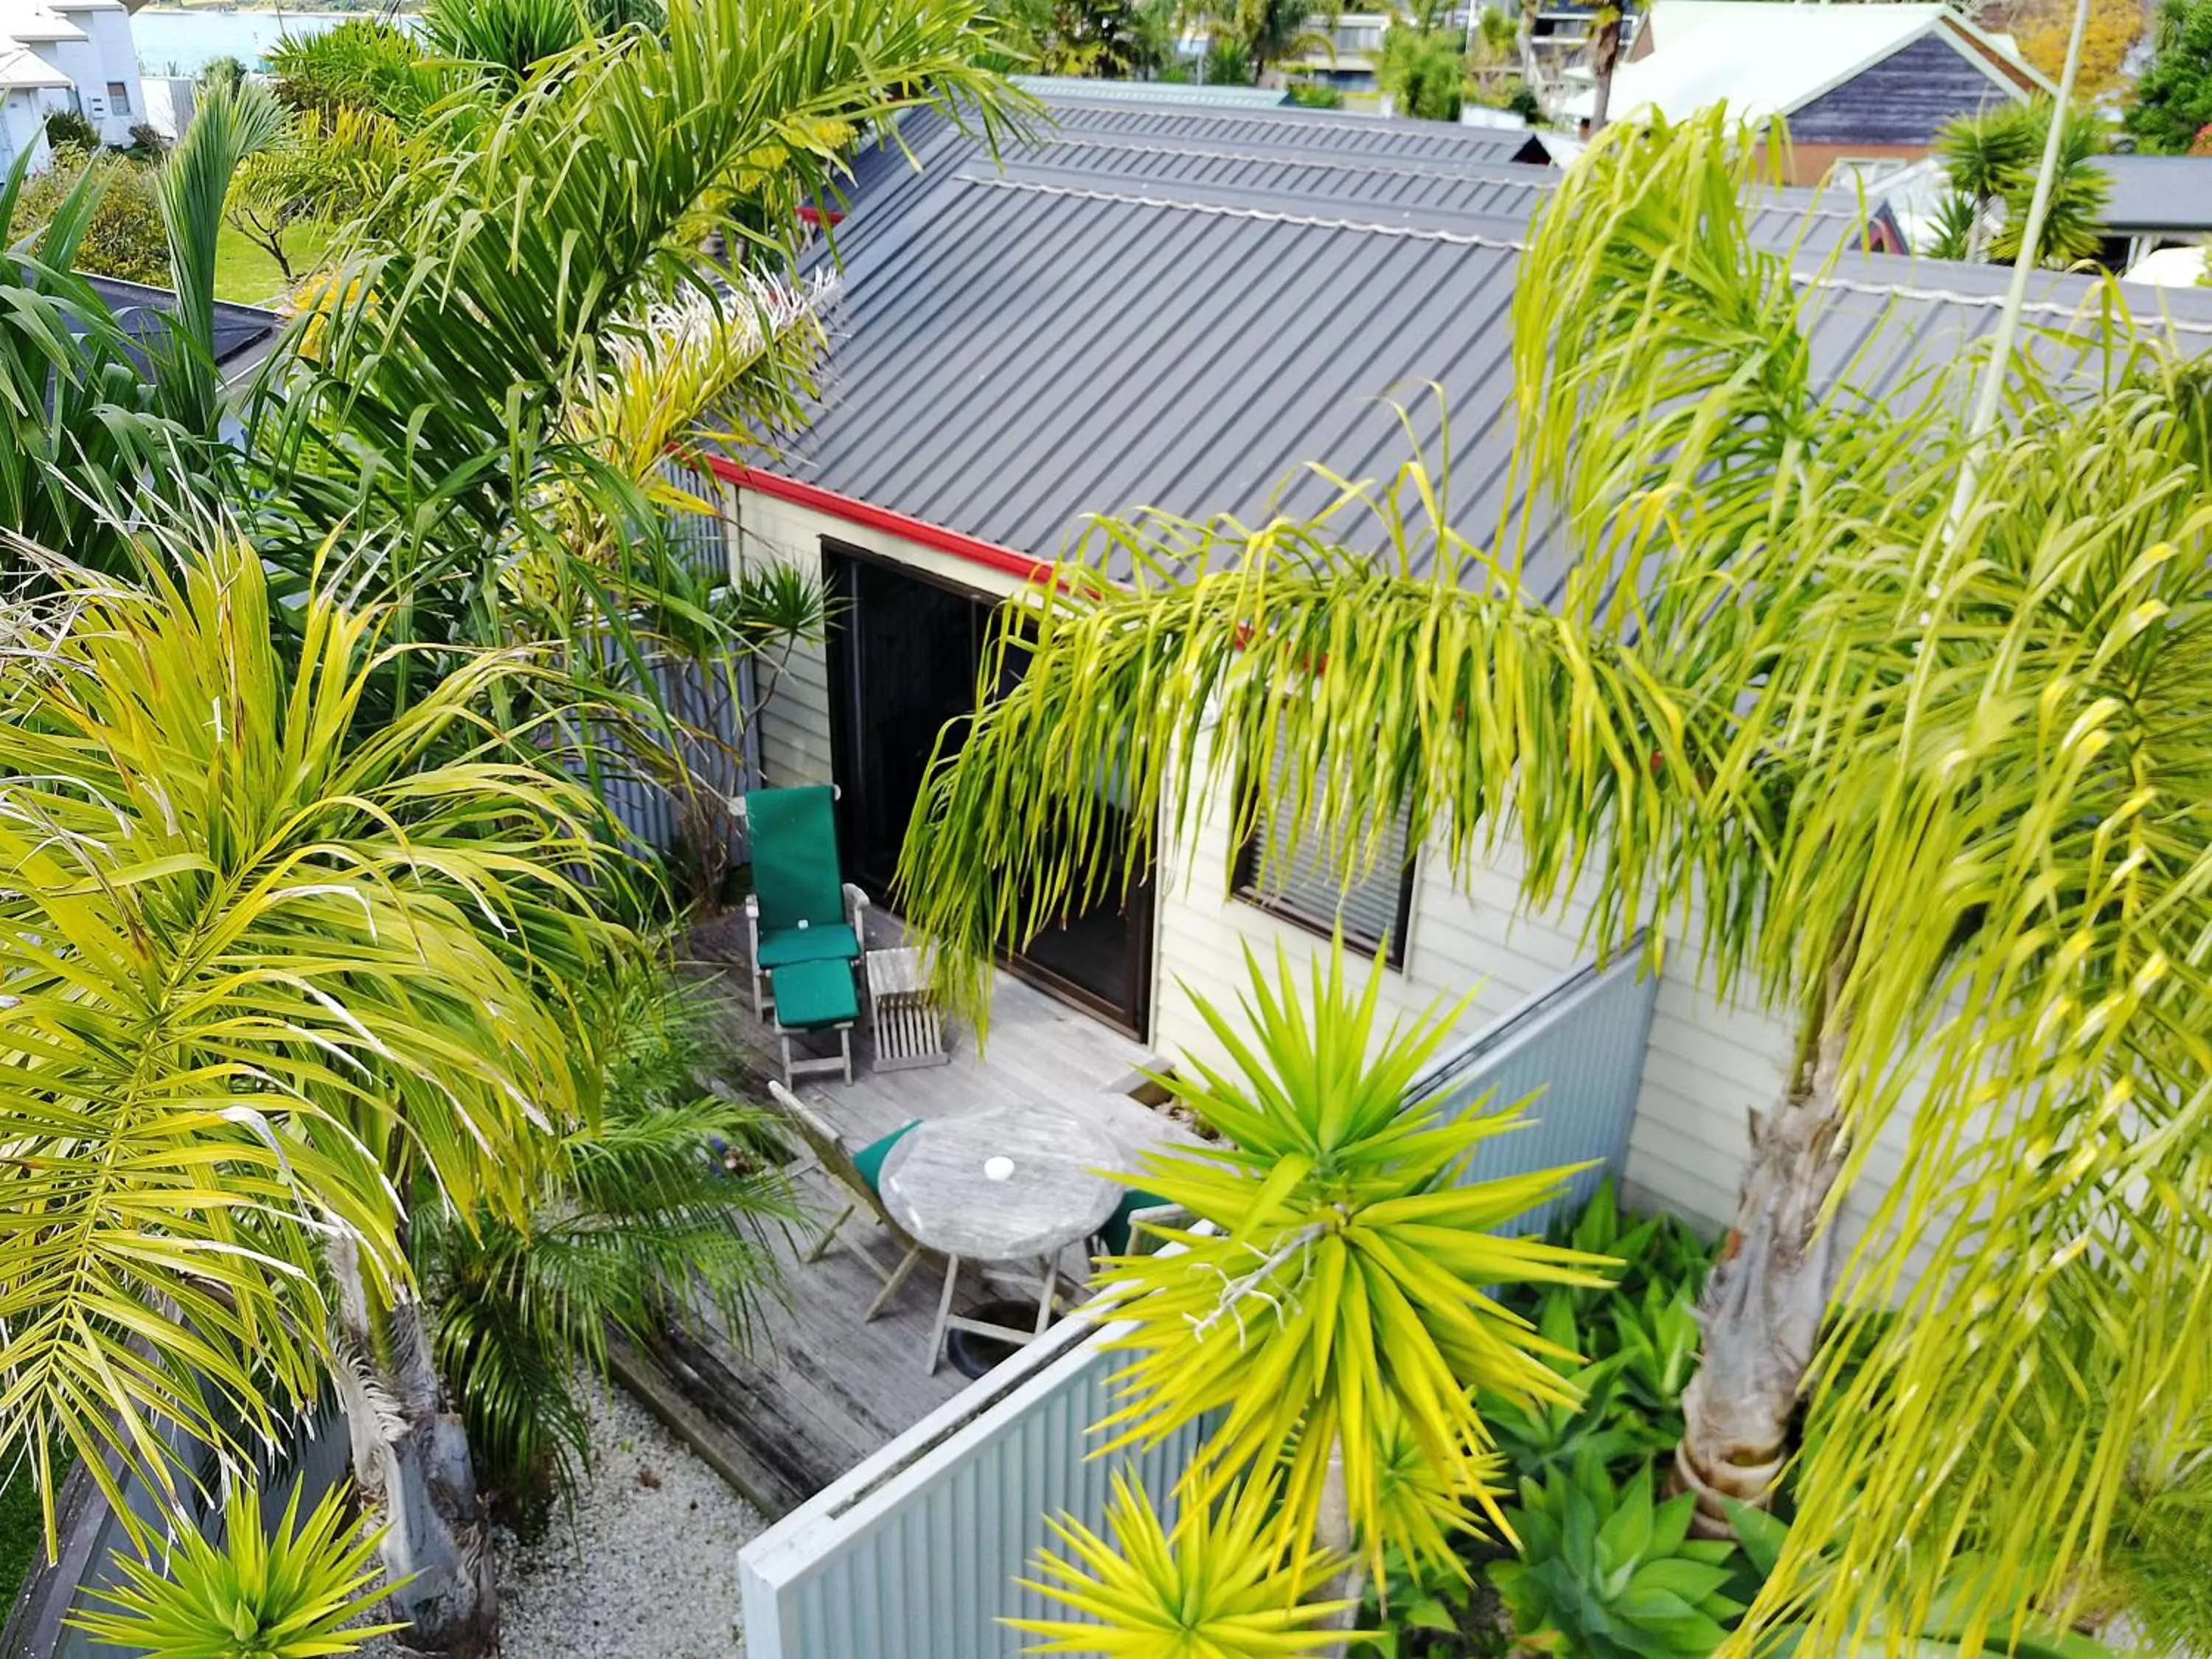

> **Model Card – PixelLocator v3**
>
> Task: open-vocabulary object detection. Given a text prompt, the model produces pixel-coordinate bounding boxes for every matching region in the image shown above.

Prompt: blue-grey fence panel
[737,947,1660,1659]
[1411,942,1660,1238]
[740,1312,1208,1659]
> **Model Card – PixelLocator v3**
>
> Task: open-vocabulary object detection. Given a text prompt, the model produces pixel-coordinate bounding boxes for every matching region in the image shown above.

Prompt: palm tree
[1211,0,1335,84]
[1585,1,1622,128]
[0,526,628,1657]
[897,111,2212,1651]
[242,0,1026,707]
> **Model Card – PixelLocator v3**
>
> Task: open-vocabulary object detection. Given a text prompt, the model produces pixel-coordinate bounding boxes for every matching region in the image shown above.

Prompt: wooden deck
[654,911,1181,1517]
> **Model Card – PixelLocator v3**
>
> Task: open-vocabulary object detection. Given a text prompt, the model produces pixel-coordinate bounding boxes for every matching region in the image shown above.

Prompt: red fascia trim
[703,457,1054,585]
[795,205,846,227]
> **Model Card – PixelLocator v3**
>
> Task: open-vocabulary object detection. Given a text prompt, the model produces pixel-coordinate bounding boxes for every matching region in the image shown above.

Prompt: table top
[877,1105,1125,1261]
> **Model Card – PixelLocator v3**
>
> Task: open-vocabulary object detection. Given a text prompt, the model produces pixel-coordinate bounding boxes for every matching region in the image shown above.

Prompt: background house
[0,0,146,170]
[2093,153,2212,271]
[1584,0,2051,184]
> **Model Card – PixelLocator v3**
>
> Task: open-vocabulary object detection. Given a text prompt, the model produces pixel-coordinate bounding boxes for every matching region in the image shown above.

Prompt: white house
[0,0,146,170]
[710,91,2212,1239]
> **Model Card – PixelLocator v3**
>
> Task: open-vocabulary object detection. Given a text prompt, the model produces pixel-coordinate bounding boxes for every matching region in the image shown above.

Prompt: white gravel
[356,1382,762,1659]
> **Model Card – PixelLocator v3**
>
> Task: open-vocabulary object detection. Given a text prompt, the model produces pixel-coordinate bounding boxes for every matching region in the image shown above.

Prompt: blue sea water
[133,9,416,77]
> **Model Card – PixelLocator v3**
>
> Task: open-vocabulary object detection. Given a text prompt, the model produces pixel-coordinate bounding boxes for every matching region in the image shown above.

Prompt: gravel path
[358,1382,762,1659]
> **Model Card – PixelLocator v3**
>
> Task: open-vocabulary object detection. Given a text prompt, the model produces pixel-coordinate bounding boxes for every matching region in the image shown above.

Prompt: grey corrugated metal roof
[2090,155,2212,235]
[80,276,283,382]
[779,94,2212,598]
[1010,74,1292,108]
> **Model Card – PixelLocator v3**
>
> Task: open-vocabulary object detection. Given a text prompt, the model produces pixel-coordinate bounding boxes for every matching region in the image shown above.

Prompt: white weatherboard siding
[723,481,1931,1239]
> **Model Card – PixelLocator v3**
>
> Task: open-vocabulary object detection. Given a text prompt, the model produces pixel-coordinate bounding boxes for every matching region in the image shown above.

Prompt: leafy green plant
[2104,1461,2212,1658]
[1478,1294,1666,1485]
[43,108,97,150]
[420,966,796,1522]
[19,153,173,283]
[1724,1503,2112,1658]
[1489,1458,1741,1659]
[266,18,444,122]
[69,1484,400,1659]
[1009,1471,1364,1655]
[2126,0,2212,154]
[1379,26,1466,121]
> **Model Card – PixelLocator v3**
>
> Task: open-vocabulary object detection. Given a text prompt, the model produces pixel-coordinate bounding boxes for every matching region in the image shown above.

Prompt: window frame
[105,81,129,114]
[1228,765,1417,970]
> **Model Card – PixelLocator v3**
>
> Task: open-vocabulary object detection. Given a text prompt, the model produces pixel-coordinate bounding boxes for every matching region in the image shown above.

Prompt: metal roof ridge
[1793,267,2212,338]
[953,171,1534,251]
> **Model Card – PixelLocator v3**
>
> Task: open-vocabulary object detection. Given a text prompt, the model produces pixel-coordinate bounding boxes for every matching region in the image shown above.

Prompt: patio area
[650,908,1187,1518]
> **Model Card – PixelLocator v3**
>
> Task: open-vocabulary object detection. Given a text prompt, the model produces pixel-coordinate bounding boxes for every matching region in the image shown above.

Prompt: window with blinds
[1231,756,1416,968]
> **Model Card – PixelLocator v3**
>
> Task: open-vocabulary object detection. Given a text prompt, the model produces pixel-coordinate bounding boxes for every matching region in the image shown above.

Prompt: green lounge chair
[738,785,869,1019]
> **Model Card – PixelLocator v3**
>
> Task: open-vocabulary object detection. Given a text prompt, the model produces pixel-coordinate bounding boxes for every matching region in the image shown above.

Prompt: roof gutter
[700,456,1054,585]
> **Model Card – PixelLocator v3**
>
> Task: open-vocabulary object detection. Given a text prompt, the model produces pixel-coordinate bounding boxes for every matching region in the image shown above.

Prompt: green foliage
[992,0,1164,74]
[1924,189,1980,261]
[2098,1455,2212,1658]
[69,1483,400,1659]
[1203,30,1252,82]
[1287,78,1345,108]
[1009,1472,1366,1655]
[43,108,97,150]
[2126,0,2212,154]
[420,0,604,89]
[1724,1505,2112,1658]
[420,966,794,1520]
[0,526,627,1548]
[19,153,173,283]
[1935,100,2110,267]
[198,55,248,97]
[1091,943,1613,1584]
[1489,1458,1742,1659]
[1379,27,1465,121]
[0,1467,37,1599]
[266,18,444,122]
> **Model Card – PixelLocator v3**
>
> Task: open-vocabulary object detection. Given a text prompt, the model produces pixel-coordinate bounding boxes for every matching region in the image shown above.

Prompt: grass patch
[212,220,334,307]
[0,1470,41,1604]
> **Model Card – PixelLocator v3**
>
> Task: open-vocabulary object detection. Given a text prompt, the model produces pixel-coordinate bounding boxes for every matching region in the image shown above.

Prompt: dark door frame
[819,537,1156,1042]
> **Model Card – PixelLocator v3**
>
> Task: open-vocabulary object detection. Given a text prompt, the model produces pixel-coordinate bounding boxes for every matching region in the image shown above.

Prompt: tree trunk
[1586,4,1622,131]
[1314,1441,1366,1655]
[1518,0,1542,96]
[328,1234,499,1659]
[1672,994,1848,1537]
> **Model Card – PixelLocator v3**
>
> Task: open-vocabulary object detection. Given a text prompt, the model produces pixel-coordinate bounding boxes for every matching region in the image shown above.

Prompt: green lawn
[212,221,334,307]
[0,1471,38,1604]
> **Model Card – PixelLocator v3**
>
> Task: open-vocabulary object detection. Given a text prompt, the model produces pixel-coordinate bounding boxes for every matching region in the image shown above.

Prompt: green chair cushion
[1098,1187,1173,1257]
[770,959,858,1031]
[851,1119,919,1194]
[757,922,861,970]
[747,787,849,935]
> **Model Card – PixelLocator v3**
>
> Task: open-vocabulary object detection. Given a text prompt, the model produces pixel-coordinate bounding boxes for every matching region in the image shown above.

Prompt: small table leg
[928,1253,962,1374]
[1033,1255,1056,1336]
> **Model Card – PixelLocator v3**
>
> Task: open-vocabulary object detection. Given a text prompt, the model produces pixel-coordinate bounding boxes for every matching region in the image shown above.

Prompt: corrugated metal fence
[736,947,1660,1659]
[1412,937,1659,1238]
[578,462,760,859]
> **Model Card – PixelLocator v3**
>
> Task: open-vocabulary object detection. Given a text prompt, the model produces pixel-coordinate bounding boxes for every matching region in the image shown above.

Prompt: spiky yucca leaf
[1093,944,1613,1582]
[1008,1471,1363,1656]
[69,1482,399,1659]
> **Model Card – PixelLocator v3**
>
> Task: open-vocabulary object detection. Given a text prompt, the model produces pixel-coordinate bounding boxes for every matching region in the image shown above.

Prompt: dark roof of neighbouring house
[2091,156,2212,236]
[776,91,2212,599]
[80,276,284,382]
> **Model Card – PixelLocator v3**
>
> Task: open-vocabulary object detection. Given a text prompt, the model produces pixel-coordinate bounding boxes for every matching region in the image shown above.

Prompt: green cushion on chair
[757,922,861,970]
[1099,1187,1173,1257]
[851,1119,919,1194]
[770,959,858,1032]
[747,787,850,936]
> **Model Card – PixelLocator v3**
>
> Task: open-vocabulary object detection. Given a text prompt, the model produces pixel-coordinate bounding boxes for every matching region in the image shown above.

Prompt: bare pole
[1943,0,2092,527]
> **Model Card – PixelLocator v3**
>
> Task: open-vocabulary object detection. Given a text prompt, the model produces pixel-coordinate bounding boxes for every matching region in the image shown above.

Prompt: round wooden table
[877,1105,1124,1373]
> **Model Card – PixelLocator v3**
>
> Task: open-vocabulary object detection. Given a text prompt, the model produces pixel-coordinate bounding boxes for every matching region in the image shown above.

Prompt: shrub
[15,156,171,285]
[1287,78,1344,108]
[124,122,167,161]
[267,18,440,121]
[42,108,97,150]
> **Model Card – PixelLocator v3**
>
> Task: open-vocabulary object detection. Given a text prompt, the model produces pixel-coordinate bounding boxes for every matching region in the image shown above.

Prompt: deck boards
[670,911,1181,1515]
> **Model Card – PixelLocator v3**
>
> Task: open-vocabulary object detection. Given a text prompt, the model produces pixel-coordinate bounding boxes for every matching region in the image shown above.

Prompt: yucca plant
[70,1484,400,1659]
[1009,1471,1365,1656]
[899,107,2212,1655]
[0,521,629,1655]
[1091,944,1612,1592]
